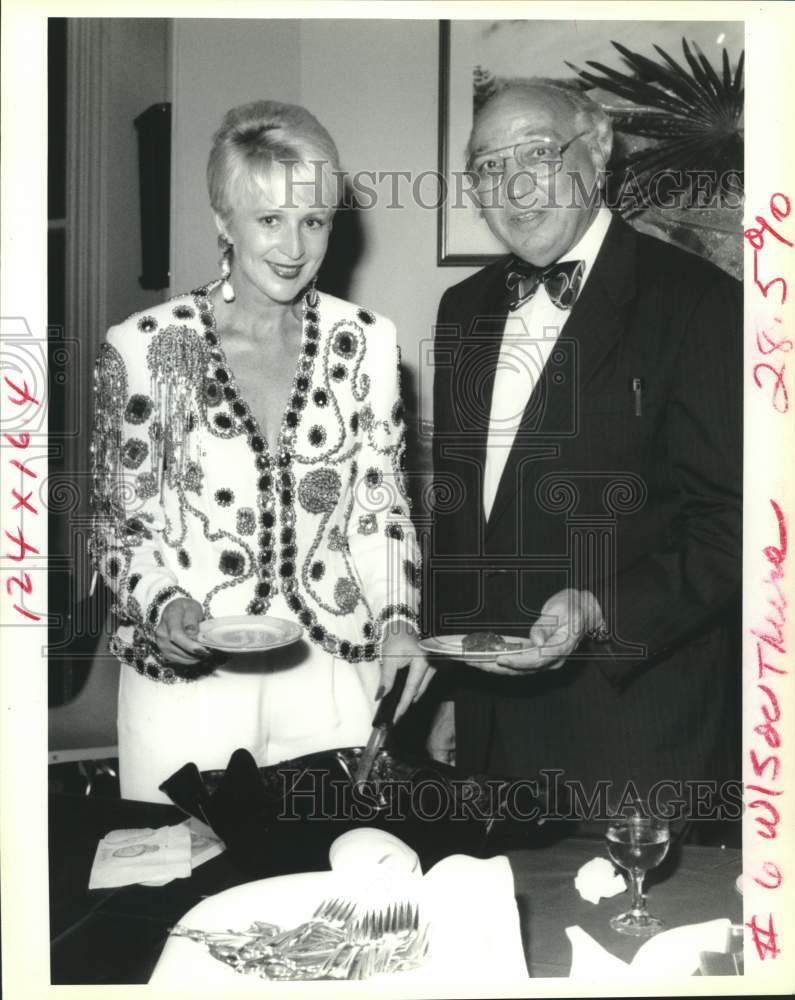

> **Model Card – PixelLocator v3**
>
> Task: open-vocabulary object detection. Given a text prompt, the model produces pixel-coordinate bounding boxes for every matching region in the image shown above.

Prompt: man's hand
[463,588,603,674]
[426,699,456,765]
[155,598,211,665]
[379,620,435,722]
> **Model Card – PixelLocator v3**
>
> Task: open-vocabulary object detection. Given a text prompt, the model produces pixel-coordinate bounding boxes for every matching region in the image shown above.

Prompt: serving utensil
[354,665,409,784]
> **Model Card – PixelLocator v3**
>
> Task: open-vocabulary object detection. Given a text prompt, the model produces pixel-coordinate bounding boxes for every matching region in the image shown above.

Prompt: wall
[103,18,170,325]
[298,18,477,398]
[169,19,478,435]
[62,17,169,533]
[169,19,302,296]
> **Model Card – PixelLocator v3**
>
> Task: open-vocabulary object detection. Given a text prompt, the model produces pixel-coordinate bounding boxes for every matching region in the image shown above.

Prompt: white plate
[197,615,303,653]
[418,633,535,662]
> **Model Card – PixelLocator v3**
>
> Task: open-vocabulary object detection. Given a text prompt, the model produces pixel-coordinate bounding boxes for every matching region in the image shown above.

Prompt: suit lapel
[485,215,638,533]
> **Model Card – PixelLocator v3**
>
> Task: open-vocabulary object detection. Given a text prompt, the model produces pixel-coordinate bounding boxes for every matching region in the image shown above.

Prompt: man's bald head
[467,80,612,168]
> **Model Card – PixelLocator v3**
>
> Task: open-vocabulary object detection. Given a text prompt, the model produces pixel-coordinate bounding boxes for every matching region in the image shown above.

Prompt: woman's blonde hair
[207,100,341,222]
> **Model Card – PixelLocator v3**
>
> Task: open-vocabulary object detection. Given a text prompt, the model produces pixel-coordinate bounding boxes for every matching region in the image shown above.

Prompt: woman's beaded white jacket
[90,284,420,683]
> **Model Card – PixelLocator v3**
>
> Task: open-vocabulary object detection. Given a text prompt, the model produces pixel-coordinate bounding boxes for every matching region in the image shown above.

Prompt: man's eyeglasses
[469,129,592,191]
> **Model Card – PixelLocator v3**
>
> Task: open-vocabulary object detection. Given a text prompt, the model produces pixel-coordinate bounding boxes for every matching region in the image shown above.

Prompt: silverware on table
[172,896,429,981]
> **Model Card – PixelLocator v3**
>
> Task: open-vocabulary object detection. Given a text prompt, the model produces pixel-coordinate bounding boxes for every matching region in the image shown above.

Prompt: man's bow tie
[504,257,586,311]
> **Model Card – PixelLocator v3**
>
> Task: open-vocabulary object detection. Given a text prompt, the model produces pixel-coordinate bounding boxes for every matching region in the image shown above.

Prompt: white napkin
[329,830,528,983]
[574,856,627,904]
[567,918,733,980]
[88,818,224,890]
[184,816,226,869]
[89,824,192,889]
[416,853,529,983]
[329,827,420,877]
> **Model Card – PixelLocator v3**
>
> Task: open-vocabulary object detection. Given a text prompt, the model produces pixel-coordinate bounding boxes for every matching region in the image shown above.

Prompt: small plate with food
[418,631,535,662]
[197,615,303,653]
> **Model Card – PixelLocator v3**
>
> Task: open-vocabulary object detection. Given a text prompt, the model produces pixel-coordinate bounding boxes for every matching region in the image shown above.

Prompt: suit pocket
[574,388,652,467]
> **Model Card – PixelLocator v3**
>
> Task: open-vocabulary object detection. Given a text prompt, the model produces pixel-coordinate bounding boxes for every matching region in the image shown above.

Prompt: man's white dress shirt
[482,207,613,519]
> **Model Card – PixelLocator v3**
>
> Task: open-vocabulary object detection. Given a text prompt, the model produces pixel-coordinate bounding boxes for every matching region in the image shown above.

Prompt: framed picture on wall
[437,19,744,272]
[437,20,506,266]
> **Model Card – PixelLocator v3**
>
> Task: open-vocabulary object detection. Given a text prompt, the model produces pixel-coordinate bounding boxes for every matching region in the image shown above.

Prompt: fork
[312,898,357,926]
[347,902,422,977]
[391,919,430,972]
[339,911,396,980]
[374,903,405,973]
[271,897,357,954]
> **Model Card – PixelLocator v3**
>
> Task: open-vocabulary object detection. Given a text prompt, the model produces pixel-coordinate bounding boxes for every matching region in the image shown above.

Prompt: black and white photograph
[1,2,793,997]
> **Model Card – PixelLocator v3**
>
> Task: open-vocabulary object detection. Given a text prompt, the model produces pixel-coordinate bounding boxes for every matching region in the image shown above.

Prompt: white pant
[117,635,378,803]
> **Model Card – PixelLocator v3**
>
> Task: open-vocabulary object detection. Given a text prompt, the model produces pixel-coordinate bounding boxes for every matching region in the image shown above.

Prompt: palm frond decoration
[566,38,744,216]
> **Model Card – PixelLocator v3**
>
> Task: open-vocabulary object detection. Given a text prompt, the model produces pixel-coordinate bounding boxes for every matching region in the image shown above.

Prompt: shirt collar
[557,205,612,282]
[503,207,613,324]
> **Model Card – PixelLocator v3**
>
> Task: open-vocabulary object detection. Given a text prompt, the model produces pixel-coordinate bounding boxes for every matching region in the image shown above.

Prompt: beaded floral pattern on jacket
[89,284,419,682]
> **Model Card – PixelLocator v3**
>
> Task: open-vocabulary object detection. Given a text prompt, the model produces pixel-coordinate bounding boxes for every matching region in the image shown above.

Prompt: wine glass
[605,799,670,937]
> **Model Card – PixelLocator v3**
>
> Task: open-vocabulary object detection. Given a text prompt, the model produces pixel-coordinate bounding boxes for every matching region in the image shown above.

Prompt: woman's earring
[306,276,319,309]
[219,236,235,303]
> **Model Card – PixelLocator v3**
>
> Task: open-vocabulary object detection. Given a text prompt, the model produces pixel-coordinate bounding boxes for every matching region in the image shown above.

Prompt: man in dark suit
[427,81,741,822]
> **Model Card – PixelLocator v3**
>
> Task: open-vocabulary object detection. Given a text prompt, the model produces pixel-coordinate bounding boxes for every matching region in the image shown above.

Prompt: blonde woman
[91,101,432,802]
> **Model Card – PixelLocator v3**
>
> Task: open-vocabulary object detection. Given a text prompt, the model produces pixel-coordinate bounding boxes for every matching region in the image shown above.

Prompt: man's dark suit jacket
[429,214,742,801]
